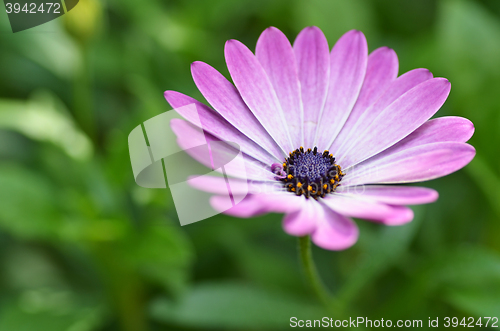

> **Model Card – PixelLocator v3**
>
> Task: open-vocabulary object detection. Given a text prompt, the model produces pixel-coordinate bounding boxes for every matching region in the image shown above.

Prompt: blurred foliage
[0,0,499,330]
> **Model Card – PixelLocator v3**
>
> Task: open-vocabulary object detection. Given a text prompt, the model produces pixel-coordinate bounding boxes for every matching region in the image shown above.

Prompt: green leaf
[0,163,61,239]
[122,223,194,295]
[465,154,500,219]
[426,246,500,317]
[0,290,104,331]
[445,286,500,317]
[150,282,327,330]
[422,246,500,287]
[385,246,500,317]
[0,92,93,160]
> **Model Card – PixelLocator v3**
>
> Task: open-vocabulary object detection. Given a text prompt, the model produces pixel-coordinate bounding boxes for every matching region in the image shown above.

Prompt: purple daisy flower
[165,26,475,251]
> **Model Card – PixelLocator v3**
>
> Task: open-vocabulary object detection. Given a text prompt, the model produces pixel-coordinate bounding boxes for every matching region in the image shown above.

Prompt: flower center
[276,147,344,200]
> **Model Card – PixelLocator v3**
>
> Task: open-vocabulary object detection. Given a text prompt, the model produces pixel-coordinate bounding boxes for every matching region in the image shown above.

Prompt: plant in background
[166,26,475,305]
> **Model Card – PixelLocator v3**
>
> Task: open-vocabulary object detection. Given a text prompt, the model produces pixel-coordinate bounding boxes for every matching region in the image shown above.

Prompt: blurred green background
[0,0,499,330]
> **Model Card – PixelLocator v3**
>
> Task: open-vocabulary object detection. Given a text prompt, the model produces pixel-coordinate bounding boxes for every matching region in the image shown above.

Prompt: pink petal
[282,196,317,236]
[314,30,368,151]
[225,40,294,155]
[336,185,438,205]
[211,195,268,218]
[330,47,399,153]
[190,61,284,160]
[311,206,359,250]
[333,68,433,160]
[187,175,283,195]
[353,47,399,110]
[256,27,303,148]
[340,117,474,186]
[372,116,475,157]
[170,118,210,151]
[323,194,414,226]
[165,91,279,165]
[342,142,476,186]
[293,26,330,147]
[211,192,301,217]
[170,119,276,181]
[340,78,451,169]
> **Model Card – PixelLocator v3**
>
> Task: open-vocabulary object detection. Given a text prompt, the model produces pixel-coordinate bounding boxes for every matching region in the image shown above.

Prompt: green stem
[298,235,332,306]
